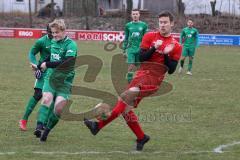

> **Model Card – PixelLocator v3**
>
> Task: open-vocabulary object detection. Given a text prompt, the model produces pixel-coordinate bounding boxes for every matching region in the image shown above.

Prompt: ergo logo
[19,31,33,37]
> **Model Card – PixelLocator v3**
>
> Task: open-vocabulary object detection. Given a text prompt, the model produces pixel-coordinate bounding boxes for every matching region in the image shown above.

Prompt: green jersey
[28,35,52,65]
[48,36,78,82]
[123,21,148,51]
[180,27,199,48]
[43,37,77,98]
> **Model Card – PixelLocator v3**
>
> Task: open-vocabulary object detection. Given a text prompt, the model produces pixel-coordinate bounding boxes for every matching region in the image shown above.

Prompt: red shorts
[127,70,165,108]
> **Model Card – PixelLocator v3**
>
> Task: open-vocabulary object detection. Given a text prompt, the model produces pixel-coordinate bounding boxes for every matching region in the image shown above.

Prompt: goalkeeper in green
[178,19,199,75]
[122,9,148,83]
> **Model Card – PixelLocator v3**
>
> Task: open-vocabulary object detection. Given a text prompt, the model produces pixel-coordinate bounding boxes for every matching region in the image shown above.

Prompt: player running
[178,19,199,75]
[84,11,182,151]
[122,9,148,83]
[34,19,78,141]
[19,25,53,131]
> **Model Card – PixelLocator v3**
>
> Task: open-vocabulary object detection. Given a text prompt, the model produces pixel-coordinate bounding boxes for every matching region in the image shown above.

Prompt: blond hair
[49,19,66,31]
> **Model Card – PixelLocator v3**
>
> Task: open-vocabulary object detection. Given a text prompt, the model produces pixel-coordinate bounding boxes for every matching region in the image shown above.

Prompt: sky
[183,0,240,15]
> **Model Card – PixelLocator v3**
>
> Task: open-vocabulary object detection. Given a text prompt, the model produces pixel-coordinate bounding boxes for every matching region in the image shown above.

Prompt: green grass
[0,39,240,160]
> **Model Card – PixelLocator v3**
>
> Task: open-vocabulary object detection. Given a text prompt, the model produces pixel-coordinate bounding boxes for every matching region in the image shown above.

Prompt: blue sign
[199,34,240,46]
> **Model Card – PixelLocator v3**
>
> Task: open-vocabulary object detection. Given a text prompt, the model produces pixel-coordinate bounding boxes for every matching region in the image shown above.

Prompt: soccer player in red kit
[84,11,182,151]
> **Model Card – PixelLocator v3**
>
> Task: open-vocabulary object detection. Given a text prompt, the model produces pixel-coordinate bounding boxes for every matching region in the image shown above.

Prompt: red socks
[98,100,127,129]
[98,100,145,140]
[123,110,145,140]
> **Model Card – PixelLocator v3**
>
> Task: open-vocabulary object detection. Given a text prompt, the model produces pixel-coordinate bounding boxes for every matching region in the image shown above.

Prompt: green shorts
[127,48,140,65]
[182,47,196,57]
[42,73,73,100]
[34,72,46,89]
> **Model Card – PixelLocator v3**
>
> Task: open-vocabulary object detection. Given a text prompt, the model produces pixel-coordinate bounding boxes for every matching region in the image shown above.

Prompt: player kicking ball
[84,11,182,151]
[34,19,78,141]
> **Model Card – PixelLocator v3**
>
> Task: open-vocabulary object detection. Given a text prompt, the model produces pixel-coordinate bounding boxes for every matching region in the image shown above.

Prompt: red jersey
[128,32,182,100]
[140,31,182,63]
[137,32,182,77]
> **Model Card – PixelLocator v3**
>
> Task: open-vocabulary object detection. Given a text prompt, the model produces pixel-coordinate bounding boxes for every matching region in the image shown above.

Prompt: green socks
[47,111,60,130]
[22,96,38,120]
[37,105,49,124]
[188,59,193,71]
[44,103,55,126]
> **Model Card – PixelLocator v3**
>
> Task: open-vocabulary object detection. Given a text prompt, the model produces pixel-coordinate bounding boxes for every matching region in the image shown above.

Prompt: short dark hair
[132,9,140,12]
[158,11,174,22]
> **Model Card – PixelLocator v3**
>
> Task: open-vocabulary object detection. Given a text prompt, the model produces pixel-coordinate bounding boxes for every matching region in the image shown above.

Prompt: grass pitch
[0,39,240,160]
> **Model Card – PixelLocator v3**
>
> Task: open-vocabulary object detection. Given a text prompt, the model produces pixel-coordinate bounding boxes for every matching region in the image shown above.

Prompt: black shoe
[40,128,51,142]
[136,134,150,151]
[34,123,44,138]
[84,118,99,135]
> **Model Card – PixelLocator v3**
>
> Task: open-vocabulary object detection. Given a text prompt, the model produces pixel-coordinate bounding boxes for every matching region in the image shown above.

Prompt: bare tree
[126,0,133,23]
[176,0,185,16]
[232,0,235,16]
[28,0,33,27]
[219,0,223,12]
[216,0,223,29]
[51,0,55,21]
[228,0,230,14]
[35,0,38,14]
[137,0,141,10]
[210,0,217,16]
[83,0,90,30]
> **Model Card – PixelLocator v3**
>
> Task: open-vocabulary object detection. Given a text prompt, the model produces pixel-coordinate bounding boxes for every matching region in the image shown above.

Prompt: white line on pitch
[214,141,240,153]
[0,150,214,156]
[2,142,240,155]
[0,152,15,155]
[34,150,217,155]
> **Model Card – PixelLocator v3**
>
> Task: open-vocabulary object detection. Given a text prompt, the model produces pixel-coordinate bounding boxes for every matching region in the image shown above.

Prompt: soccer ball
[94,103,111,120]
